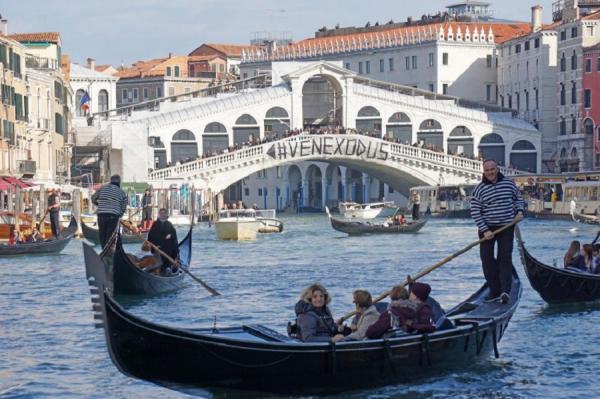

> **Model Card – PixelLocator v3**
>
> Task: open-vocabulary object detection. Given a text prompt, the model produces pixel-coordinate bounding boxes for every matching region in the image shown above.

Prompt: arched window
[264,107,290,139]
[572,115,577,134]
[560,83,565,106]
[560,148,567,158]
[235,114,258,125]
[511,140,535,150]
[417,119,443,149]
[171,129,198,162]
[75,89,85,117]
[419,119,442,130]
[204,122,227,133]
[447,126,473,156]
[571,50,577,70]
[265,106,289,119]
[386,112,412,142]
[357,106,380,117]
[571,147,578,158]
[478,133,505,166]
[560,117,566,135]
[510,140,537,172]
[584,118,594,135]
[571,82,577,104]
[98,89,109,113]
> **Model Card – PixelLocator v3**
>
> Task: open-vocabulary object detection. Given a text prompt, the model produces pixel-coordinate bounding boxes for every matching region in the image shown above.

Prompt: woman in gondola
[564,241,586,271]
[295,283,343,342]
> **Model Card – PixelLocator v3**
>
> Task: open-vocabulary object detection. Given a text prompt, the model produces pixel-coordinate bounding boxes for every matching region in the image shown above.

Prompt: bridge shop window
[356,106,382,135]
[510,140,537,172]
[447,126,474,157]
[264,107,290,139]
[202,123,229,155]
[417,119,443,149]
[171,129,199,163]
[385,112,412,143]
[478,133,505,166]
[233,114,259,146]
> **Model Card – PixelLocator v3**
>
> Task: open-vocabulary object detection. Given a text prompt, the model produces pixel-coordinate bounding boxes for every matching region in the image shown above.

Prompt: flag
[80,91,90,112]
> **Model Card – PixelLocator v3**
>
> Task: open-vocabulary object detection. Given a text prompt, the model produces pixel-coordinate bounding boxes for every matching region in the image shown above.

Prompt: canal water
[1,215,599,398]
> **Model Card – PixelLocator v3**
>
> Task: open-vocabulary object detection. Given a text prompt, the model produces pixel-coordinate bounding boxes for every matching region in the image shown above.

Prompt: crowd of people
[564,239,600,274]
[292,281,436,343]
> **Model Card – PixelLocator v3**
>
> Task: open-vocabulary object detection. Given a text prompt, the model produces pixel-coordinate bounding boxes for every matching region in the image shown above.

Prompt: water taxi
[214,209,261,240]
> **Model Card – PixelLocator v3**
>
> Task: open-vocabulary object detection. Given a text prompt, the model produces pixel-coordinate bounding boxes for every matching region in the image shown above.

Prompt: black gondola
[430,209,471,219]
[326,207,427,235]
[571,210,600,225]
[525,209,572,221]
[82,220,145,245]
[83,243,521,394]
[104,227,193,296]
[515,226,600,303]
[0,217,77,256]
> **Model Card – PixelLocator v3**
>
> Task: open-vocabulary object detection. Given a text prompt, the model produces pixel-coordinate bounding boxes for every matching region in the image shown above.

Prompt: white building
[70,58,118,117]
[497,6,558,172]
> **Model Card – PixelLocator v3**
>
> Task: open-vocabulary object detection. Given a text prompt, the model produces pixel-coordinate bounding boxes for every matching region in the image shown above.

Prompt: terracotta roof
[8,32,60,43]
[582,10,600,20]
[95,64,113,72]
[188,55,224,62]
[202,43,261,57]
[584,42,600,52]
[115,55,191,79]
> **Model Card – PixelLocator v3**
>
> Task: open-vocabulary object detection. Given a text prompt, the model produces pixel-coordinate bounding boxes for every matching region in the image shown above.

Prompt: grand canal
[1,215,599,398]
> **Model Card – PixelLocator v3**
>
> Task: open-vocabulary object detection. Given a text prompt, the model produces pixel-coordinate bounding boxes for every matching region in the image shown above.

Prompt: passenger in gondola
[147,208,179,275]
[295,283,342,342]
[366,282,435,339]
[592,244,600,274]
[30,224,43,242]
[332,290,380,342]
[564,240,586,271]
[581,244,594,272]
[399,214,407,225]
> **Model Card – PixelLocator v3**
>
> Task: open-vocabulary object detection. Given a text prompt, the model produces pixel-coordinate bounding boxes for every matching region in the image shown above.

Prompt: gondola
[429,209,471,219]
[81,220,145,245]
[83,243,521,394]
[326,207,427,235]
[515,226,600,303]
[0,217,77,256]
[102,226,193,296]
[570,210,600,225]
[525,209,572,221]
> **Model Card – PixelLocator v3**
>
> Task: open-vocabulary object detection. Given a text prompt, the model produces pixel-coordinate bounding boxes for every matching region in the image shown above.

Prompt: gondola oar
[120,220,221,296]
[338,218,521,322]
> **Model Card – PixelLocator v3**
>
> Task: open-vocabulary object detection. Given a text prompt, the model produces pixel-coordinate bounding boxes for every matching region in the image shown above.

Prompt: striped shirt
[471,173,524,233]
[92,183,128,216]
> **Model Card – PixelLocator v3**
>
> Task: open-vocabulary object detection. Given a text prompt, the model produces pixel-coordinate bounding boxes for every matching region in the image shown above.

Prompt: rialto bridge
[99,61,540,197]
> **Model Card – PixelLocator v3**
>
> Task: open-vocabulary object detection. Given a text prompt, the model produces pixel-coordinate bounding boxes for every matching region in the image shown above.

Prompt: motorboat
[338,201,395,219]
[255,209,283,233]
[214,209,261,240]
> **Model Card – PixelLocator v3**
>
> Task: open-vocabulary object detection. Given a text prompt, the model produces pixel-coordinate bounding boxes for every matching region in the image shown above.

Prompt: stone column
[339,166,348,202]
[362,173,369,203]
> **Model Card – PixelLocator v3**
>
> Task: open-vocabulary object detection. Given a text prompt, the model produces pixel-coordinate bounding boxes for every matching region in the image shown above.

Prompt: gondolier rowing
[91,174,128,249]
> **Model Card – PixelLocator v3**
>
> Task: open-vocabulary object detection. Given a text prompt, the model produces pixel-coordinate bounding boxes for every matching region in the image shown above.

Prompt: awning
[2,176,33,188]
[0,179,13,190]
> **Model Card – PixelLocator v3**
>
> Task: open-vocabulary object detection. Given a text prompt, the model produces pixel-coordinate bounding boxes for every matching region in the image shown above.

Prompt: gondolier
[411,191,420,220]
[141,188,153,231]
[471,159,524,304]
[92,174,128,248]
[47,188,61,238]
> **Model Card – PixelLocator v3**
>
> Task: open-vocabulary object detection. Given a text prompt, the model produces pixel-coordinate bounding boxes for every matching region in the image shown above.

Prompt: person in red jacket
[367,282,435,339]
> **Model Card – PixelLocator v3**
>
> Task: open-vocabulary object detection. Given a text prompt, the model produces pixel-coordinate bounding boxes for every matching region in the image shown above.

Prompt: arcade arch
[447,126,474,157]
[171,129,198,162]
[478,133,505,165]
[233,114,259,145]
[302,75,343,128]
[385,112,412,143]
[417,119,443,149]
[509,140,537,172]
[203,122,228,155]
[356,106,382,135]
[264,107,290,139]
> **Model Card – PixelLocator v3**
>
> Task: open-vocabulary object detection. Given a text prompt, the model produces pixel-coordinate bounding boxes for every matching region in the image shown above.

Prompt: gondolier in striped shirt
[92,174,128,249]
[471,159,524,304]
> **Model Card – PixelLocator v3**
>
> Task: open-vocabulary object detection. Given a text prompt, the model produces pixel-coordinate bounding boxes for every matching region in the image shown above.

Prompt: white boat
[167,209,193,226]
[254,209,284,233]
[338,201,396,219]
[214,209,261,240]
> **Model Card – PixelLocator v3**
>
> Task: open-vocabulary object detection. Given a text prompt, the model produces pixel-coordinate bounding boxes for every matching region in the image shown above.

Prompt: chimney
[87,57,96,70]
[0,15,8,36]
[531,5,543,33]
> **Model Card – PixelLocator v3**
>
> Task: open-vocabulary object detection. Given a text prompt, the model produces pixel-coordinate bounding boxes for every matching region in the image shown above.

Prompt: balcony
[17,160,36,176]
[25,55,59,71]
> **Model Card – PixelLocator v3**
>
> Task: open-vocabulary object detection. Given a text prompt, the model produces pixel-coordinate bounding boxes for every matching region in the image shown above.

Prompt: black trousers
[412,204,420,220]
[97,213,120,249]
[142,207,153,221]
[479,225,514,297]
[49,210,60,237]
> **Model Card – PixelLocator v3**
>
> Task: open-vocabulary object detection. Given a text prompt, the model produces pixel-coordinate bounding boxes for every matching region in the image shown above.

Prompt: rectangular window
[442,83,448,95]
[358,61,363,74]
[379,59,384,72]
[258,188,262,196]
[515,44,521,53]
[571,27,578,38]
[486,54,492,68]
[168,87,175,97]
[156,87,162,98]
[411,55,417,69]
[132,88,139,101]
[598,57,600,72]
[166,66,171,76]
[388,57,394,71]
[405,56,410,70]
[442,53,448,65]
[428,83,434,92]
[244,188,249,196]
[585,89,592,108]
[174,65,180,77]
[365,61,370,74]
[122,89,128,101]
[345,62,351,70]
[486,84,492,101]
[428,52,434,67]
[587,26,595,37]
[143,87,148,100]
[572,118,577,134]
[586,58,592,73]
[534,38,540,48]
[560,30,566,41]
[242,72,248,79]
[524,41,530,51]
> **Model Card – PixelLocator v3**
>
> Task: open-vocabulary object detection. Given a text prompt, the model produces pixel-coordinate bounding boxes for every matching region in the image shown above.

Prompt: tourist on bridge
[146,208,179,275]
[47,188,61,238]
[141,188,153,231]
[411,191,421,220]
[91,174,128,249]
[471,159,524,304]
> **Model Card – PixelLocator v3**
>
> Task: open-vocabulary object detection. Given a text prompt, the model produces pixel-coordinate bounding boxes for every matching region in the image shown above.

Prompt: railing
[148,133,523,182]
[25,55,59,71]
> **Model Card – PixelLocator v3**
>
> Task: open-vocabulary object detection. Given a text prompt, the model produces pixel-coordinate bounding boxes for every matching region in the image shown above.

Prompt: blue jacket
[295,301,337,342]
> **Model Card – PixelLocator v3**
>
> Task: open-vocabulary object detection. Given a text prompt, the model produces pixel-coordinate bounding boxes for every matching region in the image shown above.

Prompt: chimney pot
[0,18,8,36]
[87,57,96,70]
[531,5,543,33]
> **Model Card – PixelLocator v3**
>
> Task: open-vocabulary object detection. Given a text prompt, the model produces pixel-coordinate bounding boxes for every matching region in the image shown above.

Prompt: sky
[2,0,558,67]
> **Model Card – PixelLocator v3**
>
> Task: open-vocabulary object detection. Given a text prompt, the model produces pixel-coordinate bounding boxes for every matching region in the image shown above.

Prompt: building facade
[583,43,600,168]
